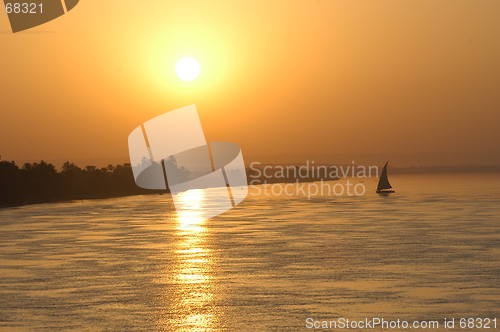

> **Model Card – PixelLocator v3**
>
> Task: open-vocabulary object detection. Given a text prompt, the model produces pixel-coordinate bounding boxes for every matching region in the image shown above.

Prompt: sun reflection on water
[176,189,206,233]
[170,189,219,331]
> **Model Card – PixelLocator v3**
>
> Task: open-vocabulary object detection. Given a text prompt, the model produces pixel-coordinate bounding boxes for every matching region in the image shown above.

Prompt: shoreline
[0,191,165,210]
[2,170,500,209]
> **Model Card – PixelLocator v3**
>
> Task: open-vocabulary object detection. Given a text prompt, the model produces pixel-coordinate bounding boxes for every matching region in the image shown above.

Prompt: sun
[175,57,201,82]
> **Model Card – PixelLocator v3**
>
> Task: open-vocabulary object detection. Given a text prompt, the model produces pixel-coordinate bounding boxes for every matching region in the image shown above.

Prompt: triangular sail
[377,162,392,191]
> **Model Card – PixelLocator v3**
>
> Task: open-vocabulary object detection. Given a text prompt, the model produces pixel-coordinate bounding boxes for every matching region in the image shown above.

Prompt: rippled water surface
[0,174,499,331]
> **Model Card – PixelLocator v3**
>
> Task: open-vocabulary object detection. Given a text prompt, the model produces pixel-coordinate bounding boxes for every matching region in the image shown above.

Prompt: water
[0,174,498,331]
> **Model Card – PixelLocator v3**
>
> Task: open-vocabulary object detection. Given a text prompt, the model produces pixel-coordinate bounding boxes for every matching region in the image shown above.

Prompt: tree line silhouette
[0,160,158,208]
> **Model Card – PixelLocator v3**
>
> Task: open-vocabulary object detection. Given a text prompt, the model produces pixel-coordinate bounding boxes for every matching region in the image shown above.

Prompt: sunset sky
[1,0,499,167]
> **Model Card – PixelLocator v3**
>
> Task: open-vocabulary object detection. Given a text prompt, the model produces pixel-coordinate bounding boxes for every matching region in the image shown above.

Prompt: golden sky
[1,0,499,167]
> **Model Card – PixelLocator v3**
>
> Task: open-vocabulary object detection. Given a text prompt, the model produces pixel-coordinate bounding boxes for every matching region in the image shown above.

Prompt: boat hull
[377,190,395,195]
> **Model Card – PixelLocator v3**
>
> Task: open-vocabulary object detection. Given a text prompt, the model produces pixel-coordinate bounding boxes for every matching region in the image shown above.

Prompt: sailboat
[376,161,395,194]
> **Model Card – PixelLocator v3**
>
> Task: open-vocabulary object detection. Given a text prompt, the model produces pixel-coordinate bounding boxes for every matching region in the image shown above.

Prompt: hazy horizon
[3,155,500,171]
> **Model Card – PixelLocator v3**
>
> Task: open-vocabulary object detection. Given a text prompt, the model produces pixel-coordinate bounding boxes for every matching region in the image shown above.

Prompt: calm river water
[0,174,499,331]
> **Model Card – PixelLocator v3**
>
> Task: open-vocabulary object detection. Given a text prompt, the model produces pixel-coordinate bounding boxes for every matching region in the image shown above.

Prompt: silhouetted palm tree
[0,159,156,208]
